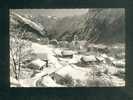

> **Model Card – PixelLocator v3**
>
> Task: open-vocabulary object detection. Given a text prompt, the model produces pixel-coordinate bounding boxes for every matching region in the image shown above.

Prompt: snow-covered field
[10,41,125,87]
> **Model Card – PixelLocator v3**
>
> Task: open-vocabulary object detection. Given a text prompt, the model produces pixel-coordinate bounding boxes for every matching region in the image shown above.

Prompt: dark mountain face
[46,9,125,44]
[84,9,125,44]
[47,15,86,41]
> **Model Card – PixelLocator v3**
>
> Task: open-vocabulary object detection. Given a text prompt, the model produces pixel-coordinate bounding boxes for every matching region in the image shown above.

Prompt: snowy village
[10,9,125,87]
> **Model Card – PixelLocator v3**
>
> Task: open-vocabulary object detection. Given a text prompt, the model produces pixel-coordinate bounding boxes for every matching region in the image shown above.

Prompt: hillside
[10,39,125,87]
[48,8,125,43]
[84,8,125,43]
[10,9,125,44]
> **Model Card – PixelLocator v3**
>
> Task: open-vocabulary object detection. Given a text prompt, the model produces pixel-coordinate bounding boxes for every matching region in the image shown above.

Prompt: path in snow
[16,43,66,87]
[32,43,63,69]
[11,42,125,87]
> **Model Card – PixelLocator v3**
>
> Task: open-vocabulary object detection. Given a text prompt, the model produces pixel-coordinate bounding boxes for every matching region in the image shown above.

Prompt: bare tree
[10,32,33,80]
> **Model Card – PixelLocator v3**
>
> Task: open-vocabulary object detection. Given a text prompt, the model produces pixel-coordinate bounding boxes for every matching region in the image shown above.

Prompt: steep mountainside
[48,9,125,43]
[10,9,125,44]
[83,8,125,43]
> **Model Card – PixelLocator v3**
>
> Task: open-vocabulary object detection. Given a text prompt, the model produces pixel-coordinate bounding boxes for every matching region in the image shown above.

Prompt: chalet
[80,55,97,64]
[49,72,64,83]
[37,75,65,87]
[61,50,74,58]
[27,59,46,70]
[87,44,109,53]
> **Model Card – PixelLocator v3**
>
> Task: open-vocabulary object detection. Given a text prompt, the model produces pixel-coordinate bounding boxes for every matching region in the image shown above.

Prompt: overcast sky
[11,9,89,18]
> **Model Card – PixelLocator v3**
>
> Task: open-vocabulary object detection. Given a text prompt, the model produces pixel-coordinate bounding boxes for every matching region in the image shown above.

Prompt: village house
[27,59,46,70]
[49,72,64,83]
[40,75,65,87]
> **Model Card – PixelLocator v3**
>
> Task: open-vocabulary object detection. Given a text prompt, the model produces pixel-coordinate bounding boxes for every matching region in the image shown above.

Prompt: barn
[27,59,46,70]
[50,72,64,83]
[40,75,65,87]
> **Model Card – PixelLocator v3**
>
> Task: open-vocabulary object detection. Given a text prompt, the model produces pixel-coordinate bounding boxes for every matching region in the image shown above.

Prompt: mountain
[47,15,86,41]
[46,9,125,44]
[83,8,125,44]
[10,9,125,44]
[10,12,48,41]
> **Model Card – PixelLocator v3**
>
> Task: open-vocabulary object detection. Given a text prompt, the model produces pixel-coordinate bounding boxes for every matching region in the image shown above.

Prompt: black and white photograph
[10,8,125,87]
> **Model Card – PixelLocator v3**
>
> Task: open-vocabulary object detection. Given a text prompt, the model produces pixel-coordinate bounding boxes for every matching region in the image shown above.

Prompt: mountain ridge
[10,9,125,44]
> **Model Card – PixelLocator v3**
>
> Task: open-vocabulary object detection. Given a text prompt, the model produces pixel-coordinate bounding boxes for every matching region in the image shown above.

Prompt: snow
[55,65,92,81]
[111,75,125,86]
[113,59,125,66]
[10,77,19,85]
[31,43,93,81]
[96,56,105,61]
[31,42,125,87]
[101,54,108,58]
[48,16,52,18]
[10,41,125,87]
[41,75,65,87]
[81,55,97,62]
[13,12,44,31]
[58,54,81,64]
[32,43,64,69]
[31,59,46,67]
[106,66,118,74]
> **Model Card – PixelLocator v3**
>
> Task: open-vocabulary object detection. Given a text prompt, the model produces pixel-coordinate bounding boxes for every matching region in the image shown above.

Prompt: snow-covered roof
[31,59,46,67]
[55,66,91,81]
[81,55,97,62]
[41,75,65,87]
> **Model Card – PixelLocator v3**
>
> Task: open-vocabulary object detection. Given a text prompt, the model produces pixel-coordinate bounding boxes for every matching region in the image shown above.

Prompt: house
[49,72,64,83]
[39,75,65,87]
[27,59,46,70]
